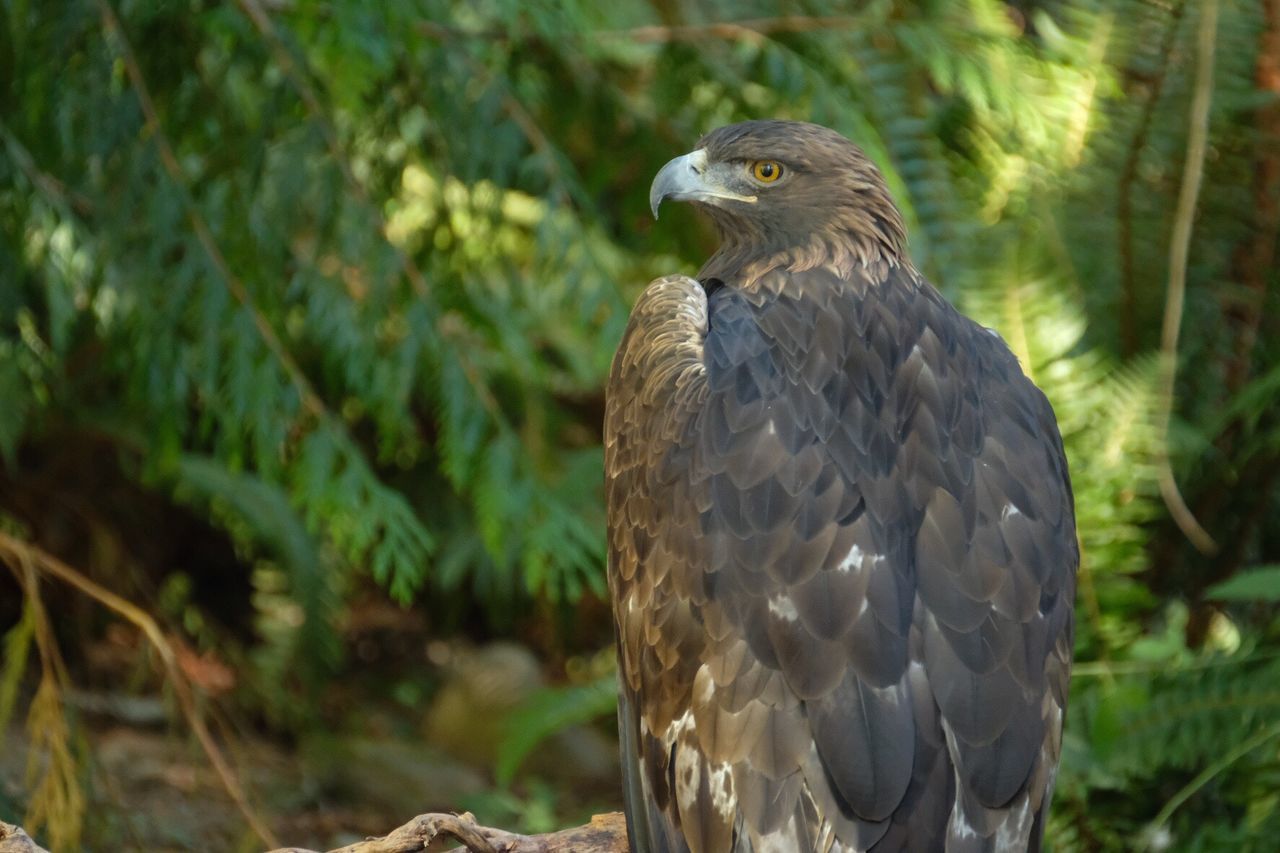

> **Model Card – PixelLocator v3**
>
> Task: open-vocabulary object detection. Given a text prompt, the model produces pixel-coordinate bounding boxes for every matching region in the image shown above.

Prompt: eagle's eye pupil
[751,160,783,183]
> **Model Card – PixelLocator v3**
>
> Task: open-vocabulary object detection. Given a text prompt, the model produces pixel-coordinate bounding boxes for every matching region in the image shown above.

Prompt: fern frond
[495,671,617,785]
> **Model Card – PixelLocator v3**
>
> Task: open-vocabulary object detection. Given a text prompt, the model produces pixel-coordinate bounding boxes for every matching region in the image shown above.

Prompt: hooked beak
[649,149,758,218]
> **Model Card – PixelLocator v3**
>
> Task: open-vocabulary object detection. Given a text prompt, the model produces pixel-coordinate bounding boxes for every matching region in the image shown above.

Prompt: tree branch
[0,823,50,853]
[0,124,95,217]
[266,811,628,853]
[1155,0,1219,555]
[8,813,630,853]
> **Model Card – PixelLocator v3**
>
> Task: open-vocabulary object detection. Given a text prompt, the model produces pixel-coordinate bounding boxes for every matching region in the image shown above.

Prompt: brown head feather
[690,121,908,284]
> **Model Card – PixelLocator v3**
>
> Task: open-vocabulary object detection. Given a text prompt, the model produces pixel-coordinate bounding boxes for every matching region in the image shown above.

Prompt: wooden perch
[0,823,50,853]
[267,811,628,853]
[6,809,628,852]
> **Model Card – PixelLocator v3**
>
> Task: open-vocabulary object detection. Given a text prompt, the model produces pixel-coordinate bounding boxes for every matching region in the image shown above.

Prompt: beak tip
[649,149,703,225]
[649,187,666,220]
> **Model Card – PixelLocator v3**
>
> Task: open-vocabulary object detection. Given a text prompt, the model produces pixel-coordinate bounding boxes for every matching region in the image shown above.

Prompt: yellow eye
[750,160,784,183]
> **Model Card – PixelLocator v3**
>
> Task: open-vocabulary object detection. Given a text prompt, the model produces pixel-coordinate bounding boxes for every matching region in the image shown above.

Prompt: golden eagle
[605,121,1077,852]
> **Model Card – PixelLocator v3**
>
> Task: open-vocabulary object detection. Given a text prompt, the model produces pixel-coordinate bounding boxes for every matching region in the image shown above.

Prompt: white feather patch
[664,709,694,749]
[835,543,863,573]
[867,680,906,708]
[948,800,980,841]
[754,813,802,853]
[769,594,799,622]
[672,711,700,812]
[995,795,1034,849]
[942,721,981,842]
[708,762,735,819]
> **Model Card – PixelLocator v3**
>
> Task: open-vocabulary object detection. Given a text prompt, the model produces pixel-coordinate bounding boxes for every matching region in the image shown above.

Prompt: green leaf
[0,598,36,737]
[0,353,28,465]
[1206,567,1280,603]
[172,454,343,675]
[495,672,617,785]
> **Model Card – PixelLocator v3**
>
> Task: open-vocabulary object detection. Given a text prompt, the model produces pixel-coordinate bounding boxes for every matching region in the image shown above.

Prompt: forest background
[2,0,1278,850]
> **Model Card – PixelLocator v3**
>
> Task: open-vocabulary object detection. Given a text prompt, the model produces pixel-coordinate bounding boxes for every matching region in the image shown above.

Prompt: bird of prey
[604,121,1077,853]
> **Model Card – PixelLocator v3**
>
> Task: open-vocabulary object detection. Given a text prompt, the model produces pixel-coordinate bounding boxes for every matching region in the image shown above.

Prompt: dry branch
[0,823,50,853]
[0,531,280,849]
[3,812,629,853]
[266,811,628,853]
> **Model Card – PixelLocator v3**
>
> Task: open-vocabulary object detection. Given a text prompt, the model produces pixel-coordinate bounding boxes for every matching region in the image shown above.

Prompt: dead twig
[0,532,281,849]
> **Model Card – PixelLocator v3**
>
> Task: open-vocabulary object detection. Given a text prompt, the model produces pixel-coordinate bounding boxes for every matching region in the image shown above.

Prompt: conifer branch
[96,0,327,424]
[235,0,509,425]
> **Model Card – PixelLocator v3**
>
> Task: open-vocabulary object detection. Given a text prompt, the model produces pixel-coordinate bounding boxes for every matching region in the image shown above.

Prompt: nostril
[686,149,710,177]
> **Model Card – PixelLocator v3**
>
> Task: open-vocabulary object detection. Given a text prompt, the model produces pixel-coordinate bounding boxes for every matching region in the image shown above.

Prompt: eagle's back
[606,263,1076,853]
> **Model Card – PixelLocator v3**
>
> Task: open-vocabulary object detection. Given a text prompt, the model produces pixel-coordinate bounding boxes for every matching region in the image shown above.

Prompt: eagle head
[649,120,908,276]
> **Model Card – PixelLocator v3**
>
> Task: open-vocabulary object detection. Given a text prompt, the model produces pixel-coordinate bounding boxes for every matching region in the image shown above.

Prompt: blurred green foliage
[2,0,1279,850]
